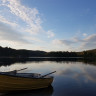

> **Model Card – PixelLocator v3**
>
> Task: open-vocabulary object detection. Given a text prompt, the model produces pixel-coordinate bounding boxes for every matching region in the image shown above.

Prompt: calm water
[0,58,96,96]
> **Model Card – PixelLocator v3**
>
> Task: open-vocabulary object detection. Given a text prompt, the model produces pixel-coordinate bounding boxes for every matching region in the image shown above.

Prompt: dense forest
[0,46,96,58]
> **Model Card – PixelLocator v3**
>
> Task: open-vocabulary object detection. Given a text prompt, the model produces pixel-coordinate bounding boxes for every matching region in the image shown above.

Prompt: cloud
[0,15,18,27]
[52,39,74,51]
[1,0,42,35]
[60,40,75,45]
[80,34,96,50]
[47,30,55,38]
[52,39,75,45]
[84,34,96,42]
[52,34,96,51]
[0,0,53,49]
[83,33,87,37]
[74,34,96,50]
[0,22,30,44]
[0,0,55,49]
[24,36,44,43]
[52,39,63,45]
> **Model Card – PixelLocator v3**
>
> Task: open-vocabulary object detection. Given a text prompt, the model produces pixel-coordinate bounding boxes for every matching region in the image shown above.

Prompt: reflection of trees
[2,85,53,96]
[0,57,96,66]
[80,58,96,65]
[0,57,83,66]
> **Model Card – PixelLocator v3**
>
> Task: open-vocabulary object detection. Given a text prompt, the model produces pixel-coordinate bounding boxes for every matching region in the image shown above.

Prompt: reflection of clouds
[57,67,96,83]
[1,60,96,84]
[57,69,77,76]
[0,61,58,74]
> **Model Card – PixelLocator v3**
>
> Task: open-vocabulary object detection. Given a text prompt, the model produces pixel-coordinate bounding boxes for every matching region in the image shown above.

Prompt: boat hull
[0,74,53,92]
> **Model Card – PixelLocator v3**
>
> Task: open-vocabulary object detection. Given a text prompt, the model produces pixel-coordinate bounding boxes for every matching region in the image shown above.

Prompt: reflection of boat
[2,85,53,96]
[0,68,56,92]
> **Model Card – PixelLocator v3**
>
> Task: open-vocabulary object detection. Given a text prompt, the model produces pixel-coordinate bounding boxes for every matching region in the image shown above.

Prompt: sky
[0,0,96,52]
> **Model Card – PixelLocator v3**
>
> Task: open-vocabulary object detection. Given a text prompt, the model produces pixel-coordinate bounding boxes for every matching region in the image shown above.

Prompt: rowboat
[0,68,56,92]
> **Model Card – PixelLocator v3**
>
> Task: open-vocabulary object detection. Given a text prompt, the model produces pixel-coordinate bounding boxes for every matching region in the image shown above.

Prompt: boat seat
[1,70,17,75]
[0,72,41,78]
[16,73,41,78]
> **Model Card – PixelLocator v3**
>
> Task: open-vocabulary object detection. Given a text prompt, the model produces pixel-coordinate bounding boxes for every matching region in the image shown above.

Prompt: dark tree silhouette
[0,46,96,58]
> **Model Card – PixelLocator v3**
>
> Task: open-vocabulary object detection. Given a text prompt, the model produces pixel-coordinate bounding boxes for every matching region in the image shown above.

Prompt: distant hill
[0,46,96,58]
[0,46,46,57]
[85,49,96,53]
[81,49,96,57]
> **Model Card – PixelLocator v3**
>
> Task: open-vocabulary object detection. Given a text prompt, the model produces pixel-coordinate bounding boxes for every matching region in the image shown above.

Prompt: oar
[16,67,28,72]
[40,71,56,78]
[9,67,28,72]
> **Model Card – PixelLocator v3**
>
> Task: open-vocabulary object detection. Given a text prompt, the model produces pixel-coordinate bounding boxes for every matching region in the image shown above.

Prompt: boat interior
[0,71,53,78]
[0,71,41,78]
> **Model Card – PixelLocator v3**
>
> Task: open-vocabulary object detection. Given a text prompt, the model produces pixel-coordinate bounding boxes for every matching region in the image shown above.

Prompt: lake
[0,58,96,96]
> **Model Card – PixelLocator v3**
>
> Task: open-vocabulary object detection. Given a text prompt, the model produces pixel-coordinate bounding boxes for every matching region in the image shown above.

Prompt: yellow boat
[0,68,56,92]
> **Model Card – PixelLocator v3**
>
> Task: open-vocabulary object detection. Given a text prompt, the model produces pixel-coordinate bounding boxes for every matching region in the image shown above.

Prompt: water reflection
[2,86,53,96]
[0,57,83,66]
[57,68,96,83]
[0,57,96,66]
[0,58,96,96]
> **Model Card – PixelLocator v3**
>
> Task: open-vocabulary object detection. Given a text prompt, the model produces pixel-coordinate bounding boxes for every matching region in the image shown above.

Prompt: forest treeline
[0,46,96,58]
